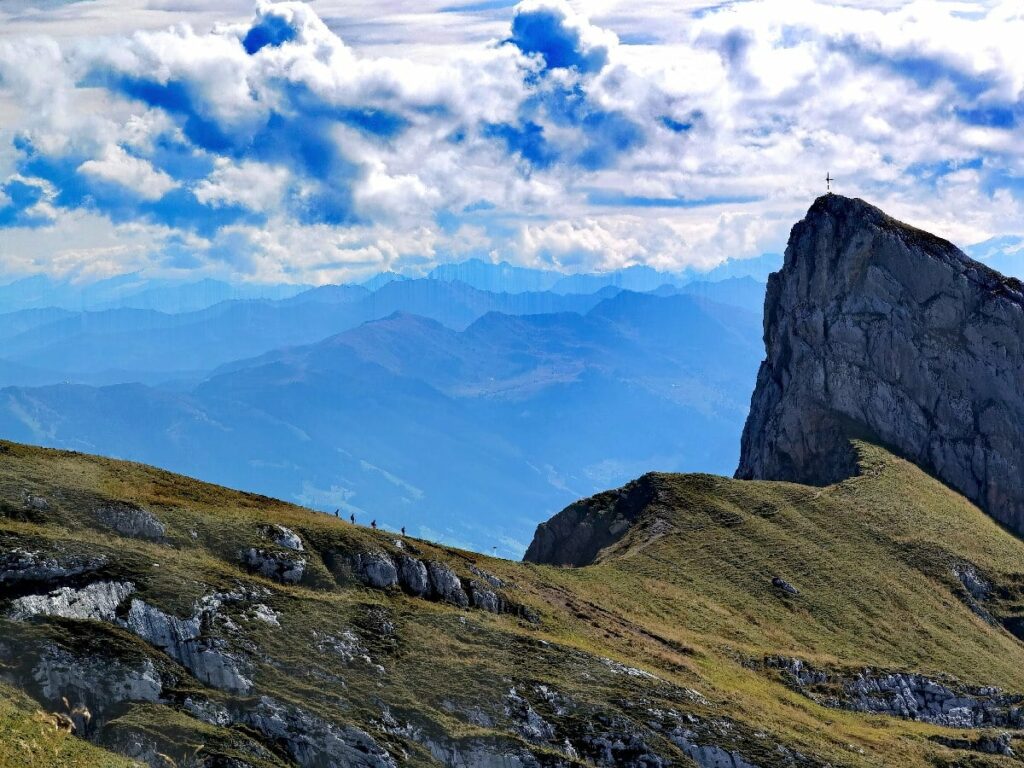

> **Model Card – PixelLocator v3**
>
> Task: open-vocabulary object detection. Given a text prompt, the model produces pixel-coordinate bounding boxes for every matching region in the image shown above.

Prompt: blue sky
[0,0,1021,284]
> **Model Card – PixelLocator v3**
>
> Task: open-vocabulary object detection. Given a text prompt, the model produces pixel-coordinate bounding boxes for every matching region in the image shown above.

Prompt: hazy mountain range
[0,259,766,554]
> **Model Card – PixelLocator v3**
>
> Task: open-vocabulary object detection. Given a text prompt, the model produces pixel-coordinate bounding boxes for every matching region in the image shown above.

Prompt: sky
[0,0,1021,284]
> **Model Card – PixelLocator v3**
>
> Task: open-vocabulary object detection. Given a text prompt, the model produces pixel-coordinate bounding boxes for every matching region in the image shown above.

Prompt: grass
[1,438,1024,766]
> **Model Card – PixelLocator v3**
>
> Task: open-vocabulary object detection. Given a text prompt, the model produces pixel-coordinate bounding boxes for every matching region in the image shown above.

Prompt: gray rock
[396,554,430,597]
[669,730,760,768]
[767,656,1024,729]
[121,598,252,693]
[426,561,469,607]
[95,502,166,541]
[8,580,135,621]
[242,548,306,584]
[266,524,304,552]
[737,194,1024,537]
[524,476,660,566]
[0,548,107,584]
[350,551,399,589]
[244,696,397,768]
[469,580,502,613]
[772,576,799,596]
[32,644,162,731]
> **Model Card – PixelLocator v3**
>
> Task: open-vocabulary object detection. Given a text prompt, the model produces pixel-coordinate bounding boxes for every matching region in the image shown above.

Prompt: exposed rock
[396,554,430,596]
[468,580,502,613]
[737,194,1024,536]
[771,577,799,596]
[0,548,107,584]
[931,731,1014,756]
[95,502,166,541]
[469,565,505,589]
[766,656,1024,728]
[248,603,280,625]
[952,562,994,622]
[120,598,252,693]
[242,548,306,584]
[349,551,399,589]
[31,644,162,732]
[669,730,760,768]
[524,475,659,566]
[427,560,469,607]
[505,687,557,743]
[243,696,398,768]
[265,524,304,552]
[8,580,135,621]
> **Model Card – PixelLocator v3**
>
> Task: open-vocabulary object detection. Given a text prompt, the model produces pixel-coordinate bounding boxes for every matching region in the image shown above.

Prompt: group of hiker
[334,509,405,537]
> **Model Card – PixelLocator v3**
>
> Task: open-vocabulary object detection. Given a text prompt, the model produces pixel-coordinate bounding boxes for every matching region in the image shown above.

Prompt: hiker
[350,513,355,524]
[334,508,339,518]
[401,526,406,536]
[370,520,377,530]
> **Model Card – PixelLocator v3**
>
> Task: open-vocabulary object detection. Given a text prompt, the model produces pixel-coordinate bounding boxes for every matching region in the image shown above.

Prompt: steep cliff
[736,194,1024,535]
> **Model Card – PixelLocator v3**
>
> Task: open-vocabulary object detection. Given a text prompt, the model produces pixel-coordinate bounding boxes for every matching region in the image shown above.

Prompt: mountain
[0,280,626,386]
[0,292,762,555]
[3,437,1024,767]
[966,235,1024,278]
[0,274,307,314]
[6,199,1024,767]
[422,257,780,297]
[737,194,1024,537]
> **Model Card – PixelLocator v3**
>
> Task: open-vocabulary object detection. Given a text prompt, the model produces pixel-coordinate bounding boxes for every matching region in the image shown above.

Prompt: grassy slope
[0,439,1023,766]
[0,680,137,767]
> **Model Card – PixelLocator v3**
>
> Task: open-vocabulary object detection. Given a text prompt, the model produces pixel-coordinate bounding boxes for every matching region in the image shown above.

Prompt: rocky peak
[737,194,1024,534]
[523,474,661,566]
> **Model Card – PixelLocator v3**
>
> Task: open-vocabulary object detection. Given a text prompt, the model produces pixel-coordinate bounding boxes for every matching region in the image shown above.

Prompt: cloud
[506,0,615,74]
[79,145,177,200]
[0,0,1022,284]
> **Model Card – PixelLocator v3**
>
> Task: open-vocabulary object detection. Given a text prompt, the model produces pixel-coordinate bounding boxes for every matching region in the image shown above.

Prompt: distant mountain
[0,280,624,386]
[662,276,767,315]
[0,292,762,555]
[0,273,308,314]
[421,255,779,296]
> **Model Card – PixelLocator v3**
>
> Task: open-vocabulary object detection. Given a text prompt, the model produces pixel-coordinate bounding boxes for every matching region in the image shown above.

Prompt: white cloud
[0,0,1021,284]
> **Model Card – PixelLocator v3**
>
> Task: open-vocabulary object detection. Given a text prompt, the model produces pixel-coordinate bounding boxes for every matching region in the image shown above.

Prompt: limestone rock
[396,554,430,597]
[244,696,398,768]
[242,548,306,584]
[265,524,304,551]
[426,561,469,607]
[95,502,166,541]
[0,548,107,584]
[121,598,252,694]
[350,551,399,589]
[524,475,659,566]
[737,195,1024,536]
[8,580,135,621]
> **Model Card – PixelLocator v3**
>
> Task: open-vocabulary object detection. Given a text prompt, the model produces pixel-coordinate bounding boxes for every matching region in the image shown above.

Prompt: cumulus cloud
[0,0,1022,284]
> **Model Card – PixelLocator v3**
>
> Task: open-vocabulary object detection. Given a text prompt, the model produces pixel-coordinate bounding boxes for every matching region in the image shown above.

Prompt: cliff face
[737,194,1024,535]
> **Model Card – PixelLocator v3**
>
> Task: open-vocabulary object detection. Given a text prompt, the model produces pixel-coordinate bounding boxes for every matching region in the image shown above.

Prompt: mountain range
[3,197,1024,767]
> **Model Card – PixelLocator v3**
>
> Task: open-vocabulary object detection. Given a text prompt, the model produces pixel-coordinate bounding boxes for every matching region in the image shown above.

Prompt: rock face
[523,475,659,566]
[737,194,1024,535]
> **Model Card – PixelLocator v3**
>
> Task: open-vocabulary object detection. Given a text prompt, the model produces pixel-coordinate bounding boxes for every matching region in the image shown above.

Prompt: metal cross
[826,172,833,193]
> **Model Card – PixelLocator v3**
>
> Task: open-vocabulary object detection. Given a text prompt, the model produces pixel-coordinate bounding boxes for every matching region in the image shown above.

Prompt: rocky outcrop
[0,548,107,585]
[121,597,253,693]
[244,696,398,768]
[766,656,1024,728]
[264,524,305,551]
[737,194,1024,535]
[523,475,660,566]
[241,547,306,584]
[8,580,135,621]
[95,502,166,541]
